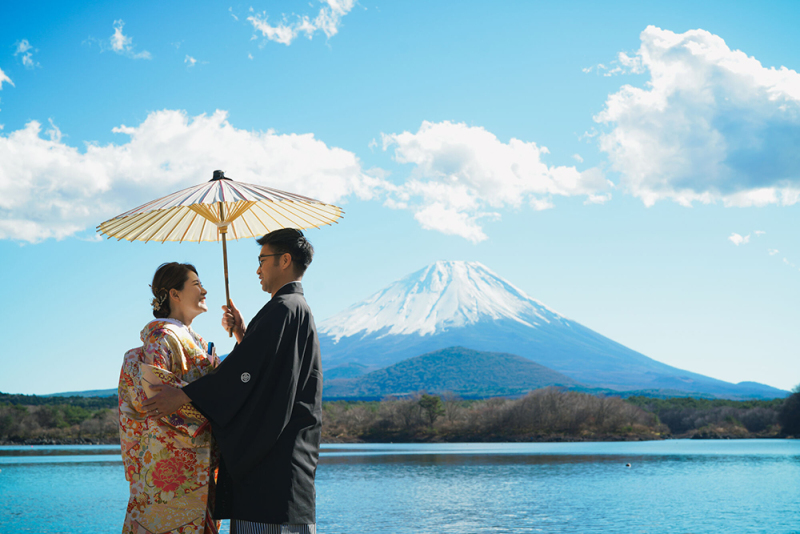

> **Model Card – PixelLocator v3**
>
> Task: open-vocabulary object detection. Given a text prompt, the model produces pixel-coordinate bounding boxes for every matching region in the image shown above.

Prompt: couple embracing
[117,229,322,534]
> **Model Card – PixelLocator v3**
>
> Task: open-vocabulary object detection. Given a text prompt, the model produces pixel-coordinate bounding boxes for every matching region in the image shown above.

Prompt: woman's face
[170,270,208,321]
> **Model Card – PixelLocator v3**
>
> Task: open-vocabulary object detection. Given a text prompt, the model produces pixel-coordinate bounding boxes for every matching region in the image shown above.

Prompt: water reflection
[1,441,799,533]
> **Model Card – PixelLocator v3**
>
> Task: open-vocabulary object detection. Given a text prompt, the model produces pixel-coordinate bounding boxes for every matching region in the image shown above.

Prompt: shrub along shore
[1,388,798,445]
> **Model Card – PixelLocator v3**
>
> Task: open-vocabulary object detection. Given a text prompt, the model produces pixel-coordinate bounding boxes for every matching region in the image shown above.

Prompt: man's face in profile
[257,244,283,294]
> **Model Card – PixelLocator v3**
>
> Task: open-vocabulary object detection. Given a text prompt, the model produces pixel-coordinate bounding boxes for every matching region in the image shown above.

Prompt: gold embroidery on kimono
[118,319,221,534]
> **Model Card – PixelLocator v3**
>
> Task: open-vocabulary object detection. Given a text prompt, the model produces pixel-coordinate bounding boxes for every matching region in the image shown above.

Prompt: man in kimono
[144,228,322,534]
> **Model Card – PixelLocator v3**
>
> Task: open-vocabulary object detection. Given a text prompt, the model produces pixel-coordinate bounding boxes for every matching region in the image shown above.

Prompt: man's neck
[270,278,301,297]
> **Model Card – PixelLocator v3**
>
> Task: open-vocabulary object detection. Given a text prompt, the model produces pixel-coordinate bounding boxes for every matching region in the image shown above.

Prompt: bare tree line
[0,404,118,443]
[323,388,667,442]
[3,387,795,444]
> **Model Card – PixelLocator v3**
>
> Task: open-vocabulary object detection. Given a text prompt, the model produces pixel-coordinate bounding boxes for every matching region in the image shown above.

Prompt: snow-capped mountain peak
[319,260,567,341]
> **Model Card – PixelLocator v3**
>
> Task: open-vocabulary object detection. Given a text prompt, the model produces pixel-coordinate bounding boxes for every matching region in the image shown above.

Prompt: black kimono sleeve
[182,300,309,481]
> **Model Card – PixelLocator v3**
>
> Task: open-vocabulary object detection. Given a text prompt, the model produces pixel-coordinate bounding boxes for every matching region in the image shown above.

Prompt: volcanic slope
[319,261,784,399]
[324,346,579,398]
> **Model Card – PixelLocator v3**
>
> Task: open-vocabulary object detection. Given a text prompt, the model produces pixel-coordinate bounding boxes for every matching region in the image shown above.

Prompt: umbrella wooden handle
[219,212,233,338]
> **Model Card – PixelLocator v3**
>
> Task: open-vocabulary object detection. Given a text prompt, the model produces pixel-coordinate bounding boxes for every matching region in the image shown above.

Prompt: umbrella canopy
[97,171,343,243]
[97,170,344,335]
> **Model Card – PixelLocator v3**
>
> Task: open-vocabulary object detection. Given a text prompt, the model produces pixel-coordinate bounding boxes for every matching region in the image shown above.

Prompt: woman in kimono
[118,262,220,534]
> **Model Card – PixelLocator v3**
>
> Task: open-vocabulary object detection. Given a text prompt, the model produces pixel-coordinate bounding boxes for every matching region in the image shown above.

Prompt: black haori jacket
[183,282,322,524]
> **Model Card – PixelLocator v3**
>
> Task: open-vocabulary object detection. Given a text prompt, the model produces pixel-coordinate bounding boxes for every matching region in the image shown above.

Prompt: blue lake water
[1,440,799,533]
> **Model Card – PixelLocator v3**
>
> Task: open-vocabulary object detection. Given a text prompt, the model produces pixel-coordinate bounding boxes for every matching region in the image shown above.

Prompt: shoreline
[2,433,792,447]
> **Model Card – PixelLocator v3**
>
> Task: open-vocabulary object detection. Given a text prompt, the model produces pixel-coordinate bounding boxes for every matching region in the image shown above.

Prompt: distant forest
[1,388,798,444]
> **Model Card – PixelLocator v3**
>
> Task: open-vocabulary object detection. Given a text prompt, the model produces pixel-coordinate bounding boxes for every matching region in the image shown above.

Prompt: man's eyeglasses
[258,253,285,267]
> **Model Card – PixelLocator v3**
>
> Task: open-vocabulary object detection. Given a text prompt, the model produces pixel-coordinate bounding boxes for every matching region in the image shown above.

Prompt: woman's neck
[168,311,194,327]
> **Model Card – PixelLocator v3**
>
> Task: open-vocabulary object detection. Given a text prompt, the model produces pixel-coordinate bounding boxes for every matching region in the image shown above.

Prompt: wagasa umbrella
[97,170,343,334]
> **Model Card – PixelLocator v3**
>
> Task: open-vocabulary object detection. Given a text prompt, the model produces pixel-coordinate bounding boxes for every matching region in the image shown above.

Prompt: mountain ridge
[324,346,580,398]
[319,261,786,399]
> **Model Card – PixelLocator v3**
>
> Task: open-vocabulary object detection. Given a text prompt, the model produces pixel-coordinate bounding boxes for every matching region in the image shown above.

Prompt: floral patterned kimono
[118,319,221,534]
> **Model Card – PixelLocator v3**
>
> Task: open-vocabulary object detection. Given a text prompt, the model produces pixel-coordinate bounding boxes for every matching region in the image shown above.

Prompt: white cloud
[108,20,151,59]
[381,120,610,243]
[229,7,239,21]
[754,230,765,236]
[0,68,13,90]
[110,20,131,52]
[572,153,584,163]
[595,26,800,208]
[14,39,39,69]
[768,248,779,255]
[185,55,197,67]
[584,193,612,205]
[14,40,32,54]
[247,0,355,46]
[728,233,750,246]
[583,52,644,77]
[0,110,383,242]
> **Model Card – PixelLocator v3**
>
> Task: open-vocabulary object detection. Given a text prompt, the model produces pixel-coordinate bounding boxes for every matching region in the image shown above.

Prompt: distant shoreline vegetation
[2,388,798,445]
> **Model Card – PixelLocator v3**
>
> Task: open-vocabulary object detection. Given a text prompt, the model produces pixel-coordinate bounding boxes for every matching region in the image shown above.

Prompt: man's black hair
[257,228,314,276]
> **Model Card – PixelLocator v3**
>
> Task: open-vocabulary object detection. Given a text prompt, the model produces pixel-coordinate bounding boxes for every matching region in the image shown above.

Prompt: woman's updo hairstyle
[150,262,198,319]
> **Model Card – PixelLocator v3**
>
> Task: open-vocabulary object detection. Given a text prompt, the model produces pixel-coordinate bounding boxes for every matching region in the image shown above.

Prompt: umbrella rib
[199,217,209,243]
[283,200,336,227]
[248,182,317,202]
[100,213,145,235]
[161,209,190,243]
[179,211,200,243]
[114,210,171,241]
[227,182,250,202]
[251,202,284,231]
[189,204,221,224]
[162,208,194,243]
[245,205,273,234]
[225,201,257,238]
[144,208,191,243]
[199,184,219,205]
[229,207,240,240]
[271,200,321,229]
[238,210,257,238]
[124,208,180,242]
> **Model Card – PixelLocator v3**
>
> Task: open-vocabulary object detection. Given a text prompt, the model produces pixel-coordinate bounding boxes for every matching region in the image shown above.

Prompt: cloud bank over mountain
[595,26,800,208]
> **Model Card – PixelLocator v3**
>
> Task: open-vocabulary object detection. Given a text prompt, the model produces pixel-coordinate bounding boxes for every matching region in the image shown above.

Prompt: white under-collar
[149,318,191,332]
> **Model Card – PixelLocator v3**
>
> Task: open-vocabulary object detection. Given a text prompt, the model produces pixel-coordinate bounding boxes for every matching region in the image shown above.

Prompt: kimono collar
[273,281,303,299]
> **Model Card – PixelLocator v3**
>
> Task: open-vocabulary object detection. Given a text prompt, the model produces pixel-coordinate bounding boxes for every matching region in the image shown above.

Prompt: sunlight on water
[1,441,799,533]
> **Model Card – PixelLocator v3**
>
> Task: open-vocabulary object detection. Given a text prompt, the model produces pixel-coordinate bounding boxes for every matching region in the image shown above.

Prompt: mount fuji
[318,261,785,399]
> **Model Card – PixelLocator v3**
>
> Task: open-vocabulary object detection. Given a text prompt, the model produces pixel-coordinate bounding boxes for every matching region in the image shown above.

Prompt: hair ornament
[149,285,169,311]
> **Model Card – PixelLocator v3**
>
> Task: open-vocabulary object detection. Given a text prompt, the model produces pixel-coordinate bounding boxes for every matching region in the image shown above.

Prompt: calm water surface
[0,440,798,533]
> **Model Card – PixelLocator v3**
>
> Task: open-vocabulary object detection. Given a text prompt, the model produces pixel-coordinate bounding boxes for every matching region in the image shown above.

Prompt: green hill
[324,346,579,398]
[324,362,369,381]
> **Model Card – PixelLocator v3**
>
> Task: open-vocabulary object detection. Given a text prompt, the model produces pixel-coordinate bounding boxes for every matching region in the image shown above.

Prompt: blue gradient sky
[1,0,799,394]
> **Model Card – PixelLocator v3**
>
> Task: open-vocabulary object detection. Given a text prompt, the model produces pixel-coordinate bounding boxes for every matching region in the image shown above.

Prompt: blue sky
[2,0,799,394]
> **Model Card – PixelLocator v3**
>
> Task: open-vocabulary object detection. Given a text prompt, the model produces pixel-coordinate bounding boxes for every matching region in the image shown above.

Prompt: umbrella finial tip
[211,170,226,181]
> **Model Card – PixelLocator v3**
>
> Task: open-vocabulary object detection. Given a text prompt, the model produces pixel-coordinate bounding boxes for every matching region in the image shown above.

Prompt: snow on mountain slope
[320,261,569,341]
[317,261,787,399]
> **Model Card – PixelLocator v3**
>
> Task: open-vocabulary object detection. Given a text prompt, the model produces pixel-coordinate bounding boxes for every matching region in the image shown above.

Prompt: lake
[1,440,798,533]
